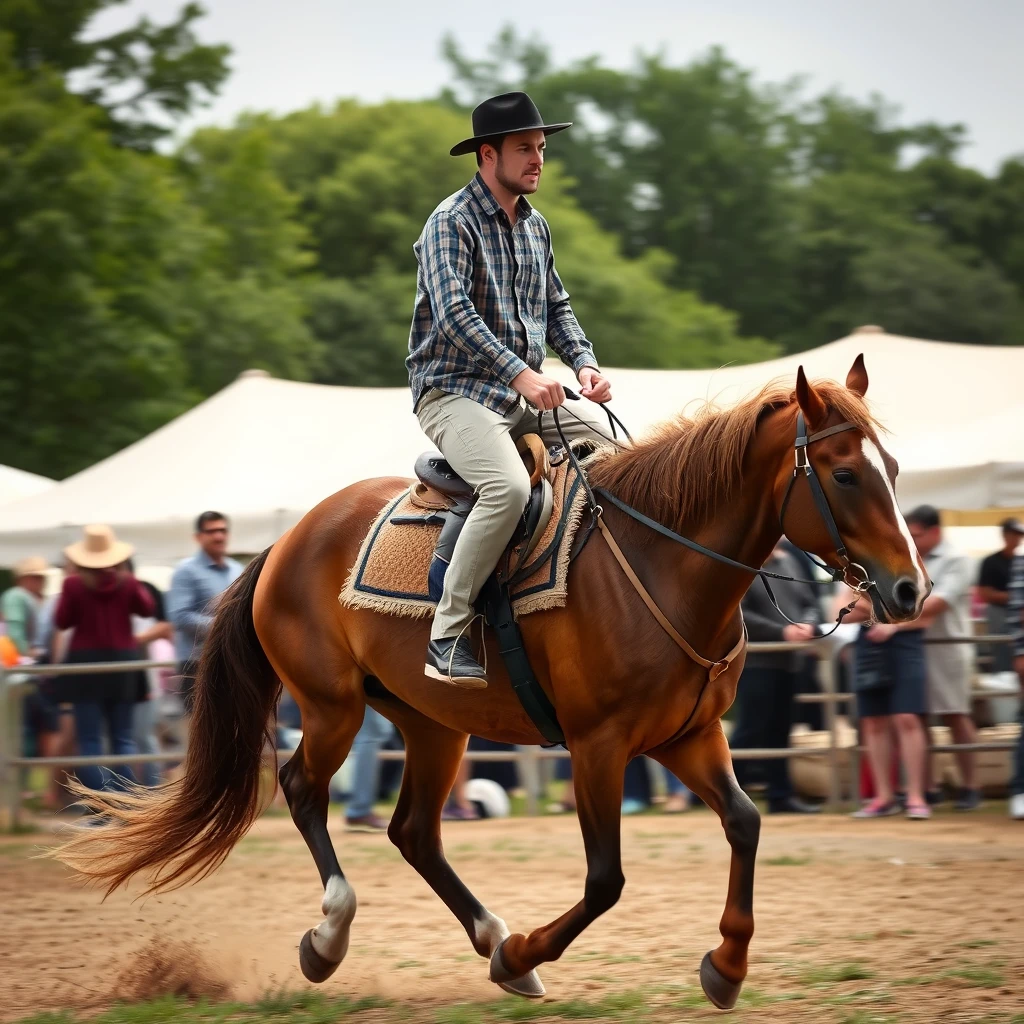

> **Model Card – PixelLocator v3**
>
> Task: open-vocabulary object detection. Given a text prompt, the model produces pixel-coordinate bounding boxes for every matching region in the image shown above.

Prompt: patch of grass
[791,961,875,985]
[394,960,422,970]
[957,938,998,949]
[600,955,643,965]
[0,841,33,857]
[795,936,822,947]
[943,963,1006,987]
[764,854,812,866]
[837,1014,899,1024]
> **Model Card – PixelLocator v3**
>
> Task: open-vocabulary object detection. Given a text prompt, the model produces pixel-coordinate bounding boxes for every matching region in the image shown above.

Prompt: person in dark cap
[977,517,1024,673]
[408,92,614,687]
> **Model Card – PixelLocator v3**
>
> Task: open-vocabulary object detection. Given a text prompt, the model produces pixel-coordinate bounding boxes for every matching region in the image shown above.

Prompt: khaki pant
[416,389,612,640]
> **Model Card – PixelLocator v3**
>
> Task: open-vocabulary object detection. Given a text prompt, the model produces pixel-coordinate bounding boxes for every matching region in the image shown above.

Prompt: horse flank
[586,377,882,534]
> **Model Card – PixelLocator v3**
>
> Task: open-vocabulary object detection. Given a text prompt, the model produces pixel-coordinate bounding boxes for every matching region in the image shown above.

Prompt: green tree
[0,0,230,148]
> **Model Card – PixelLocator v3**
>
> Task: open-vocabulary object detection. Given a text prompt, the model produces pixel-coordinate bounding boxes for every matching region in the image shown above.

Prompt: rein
[550,398,874,680]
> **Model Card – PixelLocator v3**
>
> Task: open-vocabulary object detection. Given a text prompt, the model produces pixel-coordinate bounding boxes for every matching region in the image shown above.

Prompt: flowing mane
[586,378,882,533]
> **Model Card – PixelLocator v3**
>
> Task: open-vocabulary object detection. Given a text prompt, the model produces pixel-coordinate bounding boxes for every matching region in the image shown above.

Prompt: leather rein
[550,399,875,682]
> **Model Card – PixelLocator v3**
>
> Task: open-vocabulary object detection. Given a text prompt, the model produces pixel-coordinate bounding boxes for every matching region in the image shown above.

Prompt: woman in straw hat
[53,525,154,793]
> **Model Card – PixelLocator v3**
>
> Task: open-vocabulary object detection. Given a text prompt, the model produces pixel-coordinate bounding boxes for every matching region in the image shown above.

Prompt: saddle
[392,434,556,602]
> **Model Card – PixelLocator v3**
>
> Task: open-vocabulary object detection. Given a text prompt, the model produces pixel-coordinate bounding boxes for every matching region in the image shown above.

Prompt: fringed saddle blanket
[339,458,590,620]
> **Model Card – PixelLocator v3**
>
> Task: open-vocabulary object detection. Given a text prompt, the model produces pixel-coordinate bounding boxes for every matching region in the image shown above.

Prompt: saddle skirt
[339,436,597,620]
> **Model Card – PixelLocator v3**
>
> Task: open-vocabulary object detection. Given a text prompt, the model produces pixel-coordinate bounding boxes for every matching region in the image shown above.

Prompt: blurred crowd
[2,507,1022,825]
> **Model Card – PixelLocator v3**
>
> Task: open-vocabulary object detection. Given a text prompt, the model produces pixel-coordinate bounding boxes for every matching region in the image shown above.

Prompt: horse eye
[832,469,856,486]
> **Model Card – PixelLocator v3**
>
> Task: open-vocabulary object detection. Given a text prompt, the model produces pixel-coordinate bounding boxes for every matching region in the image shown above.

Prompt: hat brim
[450,122,572,157]
[63,540,134,570]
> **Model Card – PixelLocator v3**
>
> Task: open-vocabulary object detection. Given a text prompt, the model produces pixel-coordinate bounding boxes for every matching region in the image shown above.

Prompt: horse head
[776,354,929,623]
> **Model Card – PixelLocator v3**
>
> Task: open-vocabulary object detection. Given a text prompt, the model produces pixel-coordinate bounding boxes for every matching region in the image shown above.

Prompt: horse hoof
[298,929,342,983]
[700,951,742,1010]
[489,936,546,999]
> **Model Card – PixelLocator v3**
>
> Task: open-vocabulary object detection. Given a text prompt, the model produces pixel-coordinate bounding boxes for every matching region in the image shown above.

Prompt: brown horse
[55,357,926,1009]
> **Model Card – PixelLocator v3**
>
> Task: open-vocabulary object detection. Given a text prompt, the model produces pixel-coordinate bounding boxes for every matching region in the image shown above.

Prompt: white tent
[0,328,1020,565]
[0,465,55,507]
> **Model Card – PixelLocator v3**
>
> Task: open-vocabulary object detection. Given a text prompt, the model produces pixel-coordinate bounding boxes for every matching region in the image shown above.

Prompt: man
[731,542,822,813]
[869,506,980,810]
[1007,547,1024,820]
[1,556,47,658]
[408,91,614,687]
[167,512,242,711]
[342,707,395,833]
[977,518,1024,672]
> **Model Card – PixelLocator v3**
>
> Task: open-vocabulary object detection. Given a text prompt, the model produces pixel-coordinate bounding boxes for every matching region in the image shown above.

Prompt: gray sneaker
[425,637,488,689]
[953,788,982,811]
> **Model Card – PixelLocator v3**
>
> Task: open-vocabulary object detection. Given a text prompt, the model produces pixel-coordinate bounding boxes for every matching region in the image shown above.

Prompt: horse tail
[52,548,281,896]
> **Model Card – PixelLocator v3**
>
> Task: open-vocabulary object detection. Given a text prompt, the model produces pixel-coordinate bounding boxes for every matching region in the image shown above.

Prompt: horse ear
[795,366,827,429]
[846,353,868,397]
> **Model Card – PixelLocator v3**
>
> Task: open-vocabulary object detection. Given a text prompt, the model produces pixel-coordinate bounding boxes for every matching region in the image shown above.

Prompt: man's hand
[866,622,899,643]
[782,623,817,643]
[578,366,612,403]
[511,367,566,410]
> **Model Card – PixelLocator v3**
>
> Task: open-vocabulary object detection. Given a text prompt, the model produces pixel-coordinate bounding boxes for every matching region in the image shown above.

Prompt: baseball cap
[1000,517,1024,535]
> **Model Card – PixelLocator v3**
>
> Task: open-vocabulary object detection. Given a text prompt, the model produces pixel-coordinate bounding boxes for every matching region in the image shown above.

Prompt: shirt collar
[470,173,534,221]
[196,549,226,570]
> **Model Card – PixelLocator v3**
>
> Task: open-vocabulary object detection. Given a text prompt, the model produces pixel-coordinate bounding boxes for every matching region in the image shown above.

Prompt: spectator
[732,542,822,814]
[2,557,63,803]
[977,517,1024,672]
[167,512,242,713]
[843,591,930,819]
[1,556,47,658]
[905,506,980,810]
[129,565,174,787]
[1007,550,1024,820]
[343,707,395,832]
[442,756,481,821]
[54,526,154,792]
[662,769,692,813]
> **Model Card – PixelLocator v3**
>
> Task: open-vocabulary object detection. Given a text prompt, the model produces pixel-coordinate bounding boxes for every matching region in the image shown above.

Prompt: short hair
[905,505,941,529]
[475,134,506,166]
[195,510,229,533]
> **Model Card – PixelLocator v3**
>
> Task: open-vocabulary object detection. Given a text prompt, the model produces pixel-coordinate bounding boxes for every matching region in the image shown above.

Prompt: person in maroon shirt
[54,525,154,792]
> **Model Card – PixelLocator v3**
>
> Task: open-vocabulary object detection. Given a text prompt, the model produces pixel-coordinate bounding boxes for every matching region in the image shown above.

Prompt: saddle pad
[339,459,589,620]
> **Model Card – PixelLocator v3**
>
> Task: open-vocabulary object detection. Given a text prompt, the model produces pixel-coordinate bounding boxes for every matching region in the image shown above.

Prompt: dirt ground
[1,807,1021,1023]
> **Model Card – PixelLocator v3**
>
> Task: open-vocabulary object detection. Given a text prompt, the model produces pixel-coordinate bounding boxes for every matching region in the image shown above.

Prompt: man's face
[1004,528,1023,553]
[197,519,229,559]
[490,130,545,196]
[908,522,941,557]
[19,573,45,597]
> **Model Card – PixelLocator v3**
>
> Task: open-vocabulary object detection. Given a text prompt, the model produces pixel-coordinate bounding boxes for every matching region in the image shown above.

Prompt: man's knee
[478,464,531,516]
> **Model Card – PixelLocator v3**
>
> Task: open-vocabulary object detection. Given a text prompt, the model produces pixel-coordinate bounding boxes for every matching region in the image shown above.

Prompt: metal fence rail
[2,635,1019,826]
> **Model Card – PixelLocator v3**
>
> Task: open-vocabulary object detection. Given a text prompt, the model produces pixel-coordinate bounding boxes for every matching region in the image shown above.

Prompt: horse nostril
[893,578,919,613]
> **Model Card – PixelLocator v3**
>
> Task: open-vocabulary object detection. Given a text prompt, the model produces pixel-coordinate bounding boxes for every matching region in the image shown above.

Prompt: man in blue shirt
[167,511,242,711]
[408,92,614,688]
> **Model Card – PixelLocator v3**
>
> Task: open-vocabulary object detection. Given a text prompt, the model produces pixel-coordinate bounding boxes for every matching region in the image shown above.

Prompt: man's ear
[796,366,827,428]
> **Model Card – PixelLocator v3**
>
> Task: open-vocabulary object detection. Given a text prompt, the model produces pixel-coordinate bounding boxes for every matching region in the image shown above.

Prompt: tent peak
[237,368,272,380]
[852,324,885,334]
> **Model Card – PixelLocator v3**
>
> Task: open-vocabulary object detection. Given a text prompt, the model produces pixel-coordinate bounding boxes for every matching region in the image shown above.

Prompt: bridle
[550,398,877,682]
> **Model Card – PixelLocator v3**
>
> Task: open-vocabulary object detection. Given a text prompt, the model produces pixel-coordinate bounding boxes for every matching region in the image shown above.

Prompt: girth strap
[596,516,745,681]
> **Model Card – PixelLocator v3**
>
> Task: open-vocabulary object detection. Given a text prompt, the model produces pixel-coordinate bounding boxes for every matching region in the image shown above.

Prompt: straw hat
[64,525,134,570]
[13,555,48,578]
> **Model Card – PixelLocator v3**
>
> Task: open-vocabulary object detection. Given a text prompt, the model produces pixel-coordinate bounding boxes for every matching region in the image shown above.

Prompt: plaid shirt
[407,173,598,414]
[1009,554,1024,658]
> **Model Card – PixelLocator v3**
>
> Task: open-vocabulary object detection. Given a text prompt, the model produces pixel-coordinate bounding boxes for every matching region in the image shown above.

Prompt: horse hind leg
[377,690,545,999]
[277,668,365,983]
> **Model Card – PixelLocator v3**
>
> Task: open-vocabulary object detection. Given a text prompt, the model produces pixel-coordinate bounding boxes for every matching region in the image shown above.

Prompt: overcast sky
[89,0,1024,173]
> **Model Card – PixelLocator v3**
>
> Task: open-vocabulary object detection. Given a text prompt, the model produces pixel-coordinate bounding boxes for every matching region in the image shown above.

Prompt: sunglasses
[201,527,229,535]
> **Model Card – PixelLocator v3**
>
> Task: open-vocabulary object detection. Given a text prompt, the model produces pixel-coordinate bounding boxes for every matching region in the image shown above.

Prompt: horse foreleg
[383,706,546,998]
[651,720,761,1010]
[489,738,627,985]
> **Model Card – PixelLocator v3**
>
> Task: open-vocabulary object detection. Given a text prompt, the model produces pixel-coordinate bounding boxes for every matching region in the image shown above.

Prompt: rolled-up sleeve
[422,213,529,386]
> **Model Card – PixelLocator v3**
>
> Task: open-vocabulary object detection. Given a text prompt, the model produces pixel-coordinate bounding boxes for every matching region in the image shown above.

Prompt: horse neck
[610,420,789,649]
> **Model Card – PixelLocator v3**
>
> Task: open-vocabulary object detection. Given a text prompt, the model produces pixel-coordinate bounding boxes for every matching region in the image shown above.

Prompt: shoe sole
[345,824,387,834]
[424,662,488,689]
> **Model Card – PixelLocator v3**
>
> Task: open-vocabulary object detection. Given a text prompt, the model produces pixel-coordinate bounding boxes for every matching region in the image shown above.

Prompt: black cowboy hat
[450,91,572,157]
